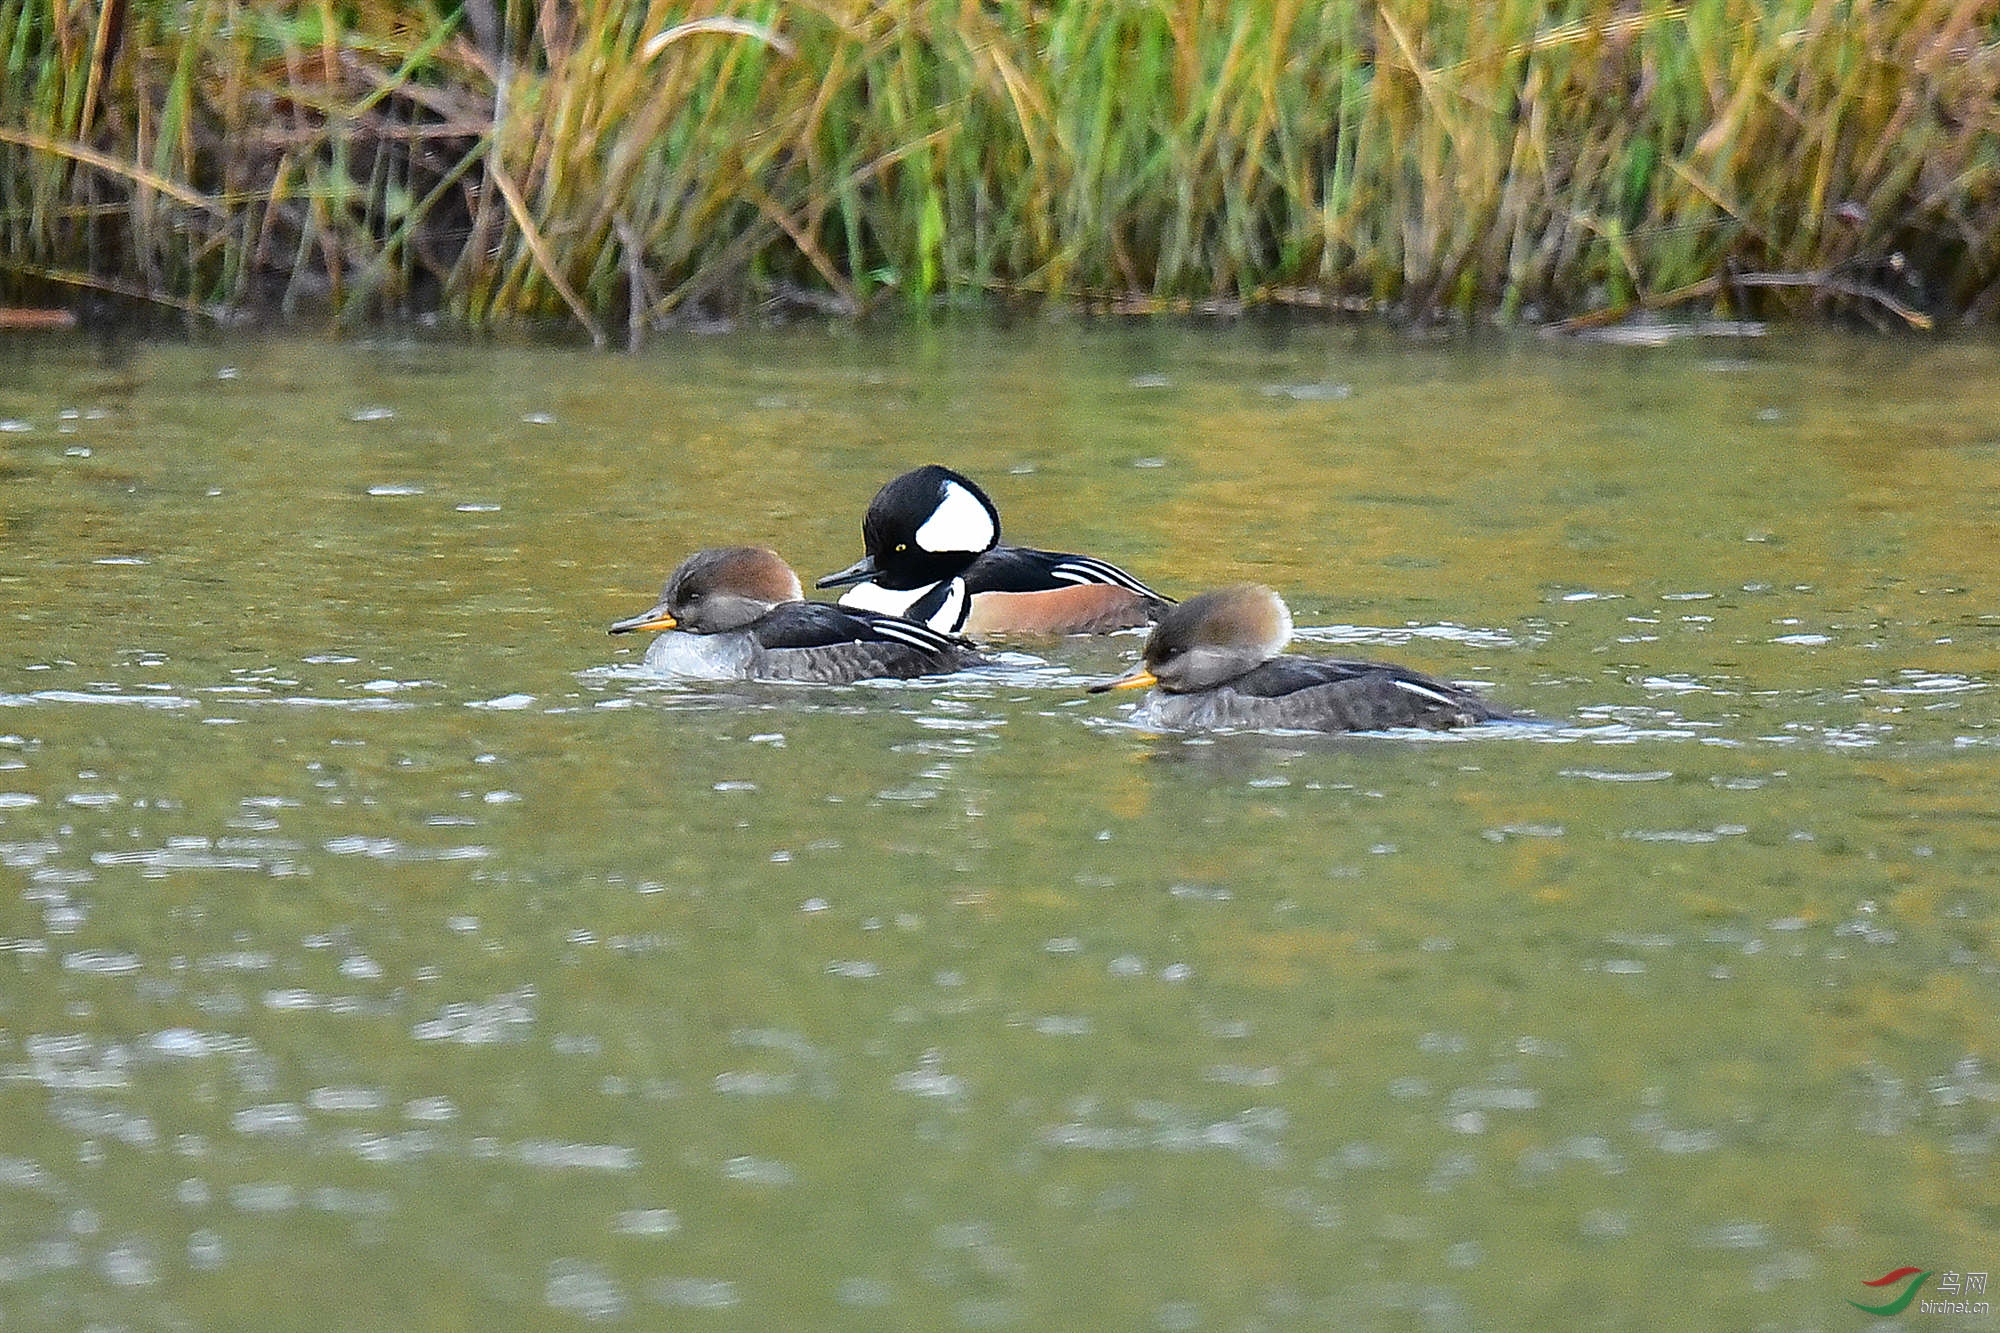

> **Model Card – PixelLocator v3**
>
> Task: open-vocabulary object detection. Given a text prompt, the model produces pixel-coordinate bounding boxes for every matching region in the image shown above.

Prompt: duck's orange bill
[609,608,678,634]
[1088,665,1158,694]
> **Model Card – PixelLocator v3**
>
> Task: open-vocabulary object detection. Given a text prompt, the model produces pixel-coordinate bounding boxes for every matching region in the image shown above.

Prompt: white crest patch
[913,481,997,554]
[838,579,933,618]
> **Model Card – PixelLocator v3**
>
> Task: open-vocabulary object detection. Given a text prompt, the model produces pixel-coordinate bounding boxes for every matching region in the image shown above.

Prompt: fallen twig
[1547,267,1933,335]
[0,307,80,330]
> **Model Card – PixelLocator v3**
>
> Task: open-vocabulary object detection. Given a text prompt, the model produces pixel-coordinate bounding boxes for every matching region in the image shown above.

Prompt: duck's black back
[966,545,1170,605]
[748,603,982,682]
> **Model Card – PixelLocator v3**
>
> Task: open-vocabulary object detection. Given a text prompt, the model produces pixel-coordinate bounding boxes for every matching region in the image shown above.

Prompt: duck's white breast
[640,631,755,679]
[837,580,929,618]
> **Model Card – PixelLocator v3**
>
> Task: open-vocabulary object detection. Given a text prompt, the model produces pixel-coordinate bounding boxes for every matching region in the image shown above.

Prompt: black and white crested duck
[816,465,1171,635]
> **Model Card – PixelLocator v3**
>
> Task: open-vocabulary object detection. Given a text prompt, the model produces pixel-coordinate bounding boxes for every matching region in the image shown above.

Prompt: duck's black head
[816,465,1001,592]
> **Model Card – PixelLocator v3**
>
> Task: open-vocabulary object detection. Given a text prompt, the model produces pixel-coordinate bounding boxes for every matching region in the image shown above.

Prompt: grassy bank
[2,1,1996,341]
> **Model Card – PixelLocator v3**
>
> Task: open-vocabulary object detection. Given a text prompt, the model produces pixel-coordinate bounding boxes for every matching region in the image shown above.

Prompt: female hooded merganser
[610,546,981,683]
[814,465,1171,635]
[1089,585,1509,732]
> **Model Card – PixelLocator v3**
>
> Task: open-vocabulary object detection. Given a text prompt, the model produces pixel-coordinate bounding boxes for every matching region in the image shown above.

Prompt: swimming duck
[610,546,981,683]
[815,464,1171,635]
[1089,584,1508,732]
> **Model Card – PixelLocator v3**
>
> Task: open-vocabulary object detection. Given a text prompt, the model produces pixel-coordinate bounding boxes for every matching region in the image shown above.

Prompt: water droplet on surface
[649,1277,740,1309]
[187,1228,227,1270]
[837,1276,894,1308]
[98,1239,157,1287]
[468,693,536,711]
[545,1259,628,1321]
[721,1156,794,1187]
[611,1208,680,1237]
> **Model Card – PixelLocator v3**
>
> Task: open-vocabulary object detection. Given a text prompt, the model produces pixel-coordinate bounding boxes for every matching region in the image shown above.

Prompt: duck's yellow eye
[894,543,908,554]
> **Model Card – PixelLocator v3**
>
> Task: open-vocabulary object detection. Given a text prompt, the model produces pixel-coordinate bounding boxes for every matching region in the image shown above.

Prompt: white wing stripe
[872,619,954,653]
[1393,677,1462,707]
[1049,558,1159,597]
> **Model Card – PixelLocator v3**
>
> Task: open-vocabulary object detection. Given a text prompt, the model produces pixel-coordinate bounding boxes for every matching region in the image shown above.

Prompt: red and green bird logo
[1849,1267,1931,1316]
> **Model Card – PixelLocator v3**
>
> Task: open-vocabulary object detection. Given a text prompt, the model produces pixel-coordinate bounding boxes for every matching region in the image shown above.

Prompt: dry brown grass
[2,0,1995,338]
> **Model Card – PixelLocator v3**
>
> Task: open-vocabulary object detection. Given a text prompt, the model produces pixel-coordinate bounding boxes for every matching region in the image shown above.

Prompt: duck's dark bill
[609,606,677,634]
[1087,666,1158,694]
[814,555,877,589]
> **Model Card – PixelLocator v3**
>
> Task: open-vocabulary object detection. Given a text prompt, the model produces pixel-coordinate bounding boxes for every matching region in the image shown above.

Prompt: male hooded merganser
[610,546,981,683]
[815,465,1171,635]
[1089,584,1509,732]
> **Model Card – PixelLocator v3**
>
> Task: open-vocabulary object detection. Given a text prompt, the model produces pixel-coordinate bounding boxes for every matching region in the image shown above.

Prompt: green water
[1,325,1997,1330]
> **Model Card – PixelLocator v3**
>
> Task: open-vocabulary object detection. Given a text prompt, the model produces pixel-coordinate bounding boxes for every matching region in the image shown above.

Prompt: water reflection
[0,326,1996,1327]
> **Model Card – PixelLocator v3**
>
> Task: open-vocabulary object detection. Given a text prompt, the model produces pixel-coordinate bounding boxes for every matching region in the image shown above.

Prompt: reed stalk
[1,0,1995,333]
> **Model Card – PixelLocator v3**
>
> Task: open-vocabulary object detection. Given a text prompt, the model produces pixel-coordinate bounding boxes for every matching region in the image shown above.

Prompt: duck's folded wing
[749,604,981,681]
[1231,656,1509,728]
[967,546,1171,603]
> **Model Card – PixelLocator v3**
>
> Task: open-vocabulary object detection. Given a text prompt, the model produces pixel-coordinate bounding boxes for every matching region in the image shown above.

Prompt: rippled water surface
[2,325,1998,1329]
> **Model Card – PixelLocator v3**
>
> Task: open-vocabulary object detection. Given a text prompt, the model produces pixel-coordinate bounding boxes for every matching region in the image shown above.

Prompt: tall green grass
[2,0,1995,338]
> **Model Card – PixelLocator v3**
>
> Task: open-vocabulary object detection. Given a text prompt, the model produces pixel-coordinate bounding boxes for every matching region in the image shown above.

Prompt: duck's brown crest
[669,546,803,605]
[1151,584,1292,662]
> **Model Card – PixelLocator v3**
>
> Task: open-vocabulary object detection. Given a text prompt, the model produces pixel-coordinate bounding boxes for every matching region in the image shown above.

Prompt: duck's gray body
[1129,654,1506,731]
[613,547,981,685]
[1093,586,1511,734]
[639,611,977,684]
